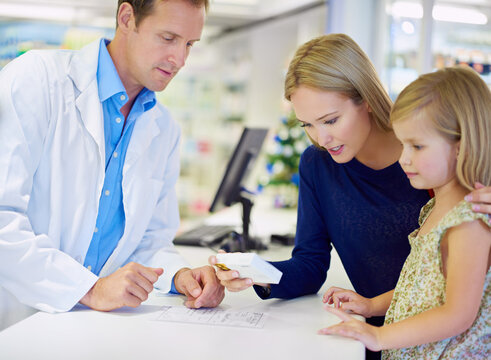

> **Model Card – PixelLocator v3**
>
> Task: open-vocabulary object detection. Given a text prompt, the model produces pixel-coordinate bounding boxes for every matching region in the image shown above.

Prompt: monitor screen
[209,127,268,213]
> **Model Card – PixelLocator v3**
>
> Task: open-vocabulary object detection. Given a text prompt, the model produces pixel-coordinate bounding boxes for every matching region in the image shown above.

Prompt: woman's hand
[465,182,491,221]
[208,250,254,292]
[319,307,383,352]
[323,286,373,317]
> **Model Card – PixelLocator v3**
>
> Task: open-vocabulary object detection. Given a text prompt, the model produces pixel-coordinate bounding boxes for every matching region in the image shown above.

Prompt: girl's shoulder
[435,200,490,234]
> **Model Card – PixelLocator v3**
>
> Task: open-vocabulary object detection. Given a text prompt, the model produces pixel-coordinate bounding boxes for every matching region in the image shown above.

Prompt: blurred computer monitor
[173,127,268,250]
[210,127,268,213]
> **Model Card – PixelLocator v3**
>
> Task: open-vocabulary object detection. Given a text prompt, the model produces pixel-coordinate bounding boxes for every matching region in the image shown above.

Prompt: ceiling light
[390,1,487,25]
[212,0,259,5]
[432,5,487,25]
[0,3,75,22]
[390,2,423,19]
[401,20,415,34]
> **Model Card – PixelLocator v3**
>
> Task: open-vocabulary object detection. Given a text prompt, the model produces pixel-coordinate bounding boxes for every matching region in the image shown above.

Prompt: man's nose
[168,44,187,69]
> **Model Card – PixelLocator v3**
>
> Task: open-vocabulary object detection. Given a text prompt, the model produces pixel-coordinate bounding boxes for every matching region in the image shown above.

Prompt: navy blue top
[261,145,429,325]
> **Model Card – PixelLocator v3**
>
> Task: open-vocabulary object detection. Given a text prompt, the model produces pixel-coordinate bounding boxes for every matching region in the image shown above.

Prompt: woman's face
[290,86,372,164]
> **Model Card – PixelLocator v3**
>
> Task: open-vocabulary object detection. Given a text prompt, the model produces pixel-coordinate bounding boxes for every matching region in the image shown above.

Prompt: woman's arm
[320,219,490,351]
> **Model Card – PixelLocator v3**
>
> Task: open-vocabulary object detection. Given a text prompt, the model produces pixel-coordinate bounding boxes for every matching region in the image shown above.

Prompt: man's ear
[117,2,136,33]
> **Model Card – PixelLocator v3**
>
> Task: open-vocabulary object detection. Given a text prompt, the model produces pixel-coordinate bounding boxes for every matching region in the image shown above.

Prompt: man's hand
[80,262,163,311]
[173,265,225,308]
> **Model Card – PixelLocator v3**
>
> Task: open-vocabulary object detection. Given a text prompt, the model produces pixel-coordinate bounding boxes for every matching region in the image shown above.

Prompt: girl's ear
[455,141,461,157]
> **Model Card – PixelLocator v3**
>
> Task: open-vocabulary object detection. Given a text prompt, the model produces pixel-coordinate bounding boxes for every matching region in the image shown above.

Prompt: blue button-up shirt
[84,39,156,275]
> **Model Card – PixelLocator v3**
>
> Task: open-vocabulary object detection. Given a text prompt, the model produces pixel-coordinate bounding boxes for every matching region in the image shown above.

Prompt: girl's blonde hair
[391,66,491,190]
[284,33,393,135]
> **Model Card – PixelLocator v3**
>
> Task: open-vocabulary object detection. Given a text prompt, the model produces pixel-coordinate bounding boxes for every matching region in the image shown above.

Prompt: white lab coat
[0,40,189,330]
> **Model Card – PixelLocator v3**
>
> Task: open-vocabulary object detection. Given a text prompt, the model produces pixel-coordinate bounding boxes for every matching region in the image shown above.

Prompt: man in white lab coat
[0,0,224,330]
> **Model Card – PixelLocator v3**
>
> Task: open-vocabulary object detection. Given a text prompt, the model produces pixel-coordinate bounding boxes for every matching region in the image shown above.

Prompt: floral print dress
[383,199,490,359]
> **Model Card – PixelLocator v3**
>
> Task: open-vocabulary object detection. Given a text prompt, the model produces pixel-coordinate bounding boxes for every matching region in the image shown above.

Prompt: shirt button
[120,95,126,101]
[113,152,118,158]
[105,190,110,196]
[94,227,98,233]
[87,265,92,271]
[115,117,122,124]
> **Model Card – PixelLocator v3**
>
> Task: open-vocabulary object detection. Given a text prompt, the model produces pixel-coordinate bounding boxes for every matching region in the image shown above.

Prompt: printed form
[154,306,267,329]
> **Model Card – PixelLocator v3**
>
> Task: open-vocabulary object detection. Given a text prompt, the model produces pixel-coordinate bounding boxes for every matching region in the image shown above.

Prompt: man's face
[124,0,205,93]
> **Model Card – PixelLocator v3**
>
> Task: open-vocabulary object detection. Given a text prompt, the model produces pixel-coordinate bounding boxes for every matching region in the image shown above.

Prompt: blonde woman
[321,66,490,359]
[210,34,491,360]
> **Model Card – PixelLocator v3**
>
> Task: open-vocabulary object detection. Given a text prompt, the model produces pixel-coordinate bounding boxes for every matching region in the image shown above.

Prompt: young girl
[320,66,490,359]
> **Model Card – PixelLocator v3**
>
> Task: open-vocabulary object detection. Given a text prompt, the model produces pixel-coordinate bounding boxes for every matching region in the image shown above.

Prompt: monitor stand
[239,194,267,251]
[220,191,267,252]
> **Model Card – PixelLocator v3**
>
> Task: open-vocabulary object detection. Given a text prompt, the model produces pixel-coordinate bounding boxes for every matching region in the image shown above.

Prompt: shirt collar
[97,38,126,102]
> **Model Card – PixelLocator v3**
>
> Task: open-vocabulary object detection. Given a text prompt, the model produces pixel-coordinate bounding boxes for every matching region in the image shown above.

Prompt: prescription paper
[154,306,266,329]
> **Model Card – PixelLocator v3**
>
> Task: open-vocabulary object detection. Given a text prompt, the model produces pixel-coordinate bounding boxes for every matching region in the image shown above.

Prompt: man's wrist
[173,267,191,294]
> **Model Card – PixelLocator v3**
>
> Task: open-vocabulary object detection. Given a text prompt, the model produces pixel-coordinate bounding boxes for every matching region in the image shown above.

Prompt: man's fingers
[136,265,162,284]
[181,276,202,299]
[193,267,225,307]
[126,281,149,303]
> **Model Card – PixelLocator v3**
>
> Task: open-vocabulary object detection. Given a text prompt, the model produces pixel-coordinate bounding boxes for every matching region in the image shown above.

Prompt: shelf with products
[0,21,113,69]
[158,44,255,220]
[384,1,491,97]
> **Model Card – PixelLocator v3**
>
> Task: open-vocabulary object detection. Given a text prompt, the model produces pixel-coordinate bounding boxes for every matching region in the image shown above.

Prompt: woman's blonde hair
[284,33,393,135]
[391,66,491,190]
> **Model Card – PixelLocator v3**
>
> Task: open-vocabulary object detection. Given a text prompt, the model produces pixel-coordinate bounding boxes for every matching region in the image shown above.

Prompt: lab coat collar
[67,39,105,172]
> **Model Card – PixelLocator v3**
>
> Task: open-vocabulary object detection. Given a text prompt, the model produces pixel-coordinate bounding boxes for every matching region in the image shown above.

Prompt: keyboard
[173,225,236,246]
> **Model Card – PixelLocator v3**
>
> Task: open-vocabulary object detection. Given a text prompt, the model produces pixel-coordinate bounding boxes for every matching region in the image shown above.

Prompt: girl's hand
[319,307,383,352]
[323,286,372,317]
[465,182,491,220]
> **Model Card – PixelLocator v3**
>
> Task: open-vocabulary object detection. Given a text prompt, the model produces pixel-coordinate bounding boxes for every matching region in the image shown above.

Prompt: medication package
[215,253,282,284]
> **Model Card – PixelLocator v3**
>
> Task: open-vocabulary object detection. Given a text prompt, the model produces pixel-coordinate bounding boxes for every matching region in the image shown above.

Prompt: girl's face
[290,86,372,164]
[393,115,459,190]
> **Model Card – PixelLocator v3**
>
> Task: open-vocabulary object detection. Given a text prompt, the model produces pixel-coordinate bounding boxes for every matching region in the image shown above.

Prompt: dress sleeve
[261,148,332,299]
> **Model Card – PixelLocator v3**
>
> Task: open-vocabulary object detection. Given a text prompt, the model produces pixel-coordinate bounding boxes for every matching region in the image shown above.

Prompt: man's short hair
[117,0,209,27]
